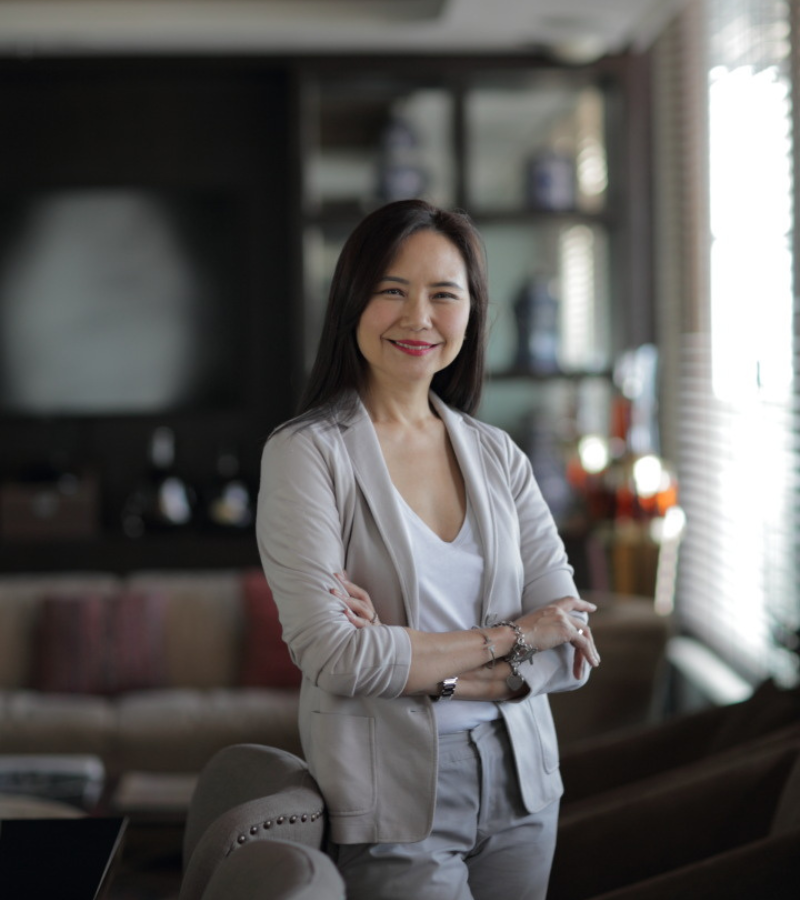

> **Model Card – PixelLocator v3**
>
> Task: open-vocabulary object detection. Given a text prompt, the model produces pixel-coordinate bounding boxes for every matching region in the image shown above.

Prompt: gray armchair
[200,839,345,900]
[180,744,342,900]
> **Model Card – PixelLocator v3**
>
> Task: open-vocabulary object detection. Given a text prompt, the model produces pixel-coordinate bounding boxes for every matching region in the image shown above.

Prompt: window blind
[653,0,800,687]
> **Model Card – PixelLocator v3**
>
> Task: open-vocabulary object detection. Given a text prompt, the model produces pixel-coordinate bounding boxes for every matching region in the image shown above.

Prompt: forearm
[400,624,517,695]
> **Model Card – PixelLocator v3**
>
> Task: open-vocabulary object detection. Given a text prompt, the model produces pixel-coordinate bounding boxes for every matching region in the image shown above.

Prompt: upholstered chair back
[179,744,327,900]
[199,838,345,900]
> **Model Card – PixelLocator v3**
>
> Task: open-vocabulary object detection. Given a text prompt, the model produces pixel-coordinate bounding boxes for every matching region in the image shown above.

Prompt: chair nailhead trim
[232,809,327,850]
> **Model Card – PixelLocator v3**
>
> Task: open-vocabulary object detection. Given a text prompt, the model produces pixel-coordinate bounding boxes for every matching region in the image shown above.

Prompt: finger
[329,586,353,606]
[342,607,370,629]
[556,596,598,613]
[334,590,370,616]
[571,626,600,668]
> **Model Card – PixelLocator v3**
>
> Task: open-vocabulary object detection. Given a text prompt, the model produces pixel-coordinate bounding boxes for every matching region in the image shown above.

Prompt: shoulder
[462,411,518,451]
[262,396,369,476]
[434,395,525,467]
[263,416,342,476]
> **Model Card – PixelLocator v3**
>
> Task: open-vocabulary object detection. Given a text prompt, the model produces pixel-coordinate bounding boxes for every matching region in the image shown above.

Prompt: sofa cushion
[0,690,115,758]
[0,574,121,689]
[33,589,167,695]
[239,570,301,690]
[115,688,302,773]
[127,571,243,689]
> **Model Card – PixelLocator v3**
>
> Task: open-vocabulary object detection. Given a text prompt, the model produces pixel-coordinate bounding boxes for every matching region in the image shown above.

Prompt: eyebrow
[378,275,465,290]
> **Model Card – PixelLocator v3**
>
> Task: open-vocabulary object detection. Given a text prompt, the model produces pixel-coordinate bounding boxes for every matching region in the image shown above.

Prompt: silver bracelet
[471,625,497,668]
[499,621,537,665]
[499,622,537,693]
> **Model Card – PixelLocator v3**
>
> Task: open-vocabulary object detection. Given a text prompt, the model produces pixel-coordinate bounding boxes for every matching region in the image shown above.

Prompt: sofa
[549,729,800,899]
[548,680,800,899]
[0,570,675,782]
[0,568,303,777]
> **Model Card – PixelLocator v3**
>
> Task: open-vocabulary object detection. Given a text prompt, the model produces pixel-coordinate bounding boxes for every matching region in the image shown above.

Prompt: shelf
[471,208,615,226]
[302,205,616,229]
[488,368,613,382]
[0,533,261,575]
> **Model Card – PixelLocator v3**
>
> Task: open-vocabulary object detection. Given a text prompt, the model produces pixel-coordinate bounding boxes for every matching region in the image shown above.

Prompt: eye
[374,285,404,298]
[432,291,460,302]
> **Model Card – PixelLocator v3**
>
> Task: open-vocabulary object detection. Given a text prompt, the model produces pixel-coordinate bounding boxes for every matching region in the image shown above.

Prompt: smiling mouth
[388,339,439,356]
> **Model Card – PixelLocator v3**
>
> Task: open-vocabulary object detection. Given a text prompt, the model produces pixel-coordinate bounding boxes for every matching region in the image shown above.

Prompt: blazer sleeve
[504,432,591,696]
[256,425,412,699]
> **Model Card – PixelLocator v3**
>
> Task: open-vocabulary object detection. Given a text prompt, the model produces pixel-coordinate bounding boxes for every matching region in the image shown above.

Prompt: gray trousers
[331,718,560,900]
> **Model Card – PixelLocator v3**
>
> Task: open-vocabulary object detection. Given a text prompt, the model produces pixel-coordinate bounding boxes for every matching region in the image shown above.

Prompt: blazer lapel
[340,399,421,627]
[430,395,499,625]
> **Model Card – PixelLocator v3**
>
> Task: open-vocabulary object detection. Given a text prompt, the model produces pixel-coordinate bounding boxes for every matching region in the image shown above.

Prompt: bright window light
[709,63,793,402]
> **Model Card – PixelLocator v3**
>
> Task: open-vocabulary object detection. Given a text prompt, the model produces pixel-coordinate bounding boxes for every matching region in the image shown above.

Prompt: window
[654,0,799,687]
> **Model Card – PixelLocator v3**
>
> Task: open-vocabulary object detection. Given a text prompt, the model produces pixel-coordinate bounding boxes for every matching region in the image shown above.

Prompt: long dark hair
[296,199,489,422]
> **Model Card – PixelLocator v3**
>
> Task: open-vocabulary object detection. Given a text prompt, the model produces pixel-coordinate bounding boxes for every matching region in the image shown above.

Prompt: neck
[361,379,436,427]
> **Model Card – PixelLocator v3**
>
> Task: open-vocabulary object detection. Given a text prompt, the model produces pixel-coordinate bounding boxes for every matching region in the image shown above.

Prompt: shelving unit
[296,57,648,534]
[0,53,651,574]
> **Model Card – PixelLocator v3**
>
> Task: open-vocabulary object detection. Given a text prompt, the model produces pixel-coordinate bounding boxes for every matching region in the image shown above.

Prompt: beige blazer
[257,393,588,844]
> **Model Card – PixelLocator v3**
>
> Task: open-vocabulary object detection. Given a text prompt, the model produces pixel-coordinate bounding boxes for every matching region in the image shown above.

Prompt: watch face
[506,673,525,692]
[440,676,458,699]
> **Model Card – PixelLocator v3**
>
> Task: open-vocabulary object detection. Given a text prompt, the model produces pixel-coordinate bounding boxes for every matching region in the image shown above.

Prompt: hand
[330,571,381,628]
[515,597,600,678]
[456,660,528,702]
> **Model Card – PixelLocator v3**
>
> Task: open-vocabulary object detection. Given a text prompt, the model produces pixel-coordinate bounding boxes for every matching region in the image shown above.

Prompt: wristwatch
[431,676,459,701]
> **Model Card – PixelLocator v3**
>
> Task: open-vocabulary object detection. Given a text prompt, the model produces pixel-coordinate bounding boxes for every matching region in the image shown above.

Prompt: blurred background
[0,0,797,712]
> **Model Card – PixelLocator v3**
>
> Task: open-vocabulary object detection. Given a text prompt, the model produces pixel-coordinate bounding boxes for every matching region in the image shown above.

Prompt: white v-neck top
[395,489,501,733]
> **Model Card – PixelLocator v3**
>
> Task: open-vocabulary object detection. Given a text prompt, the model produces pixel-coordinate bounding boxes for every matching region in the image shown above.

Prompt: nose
[401,293,432,330]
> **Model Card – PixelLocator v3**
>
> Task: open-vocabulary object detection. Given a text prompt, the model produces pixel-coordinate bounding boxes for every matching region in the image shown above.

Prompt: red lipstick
[389,339,438,356]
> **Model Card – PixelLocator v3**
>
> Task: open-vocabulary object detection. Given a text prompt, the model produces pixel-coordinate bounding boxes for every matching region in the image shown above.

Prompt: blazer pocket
[309,711,377,816]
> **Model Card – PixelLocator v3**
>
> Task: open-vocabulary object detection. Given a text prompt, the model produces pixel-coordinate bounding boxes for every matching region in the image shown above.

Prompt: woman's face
[356,229,470,392]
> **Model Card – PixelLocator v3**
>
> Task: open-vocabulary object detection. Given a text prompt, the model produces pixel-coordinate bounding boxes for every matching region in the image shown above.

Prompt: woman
[257,199,600,900]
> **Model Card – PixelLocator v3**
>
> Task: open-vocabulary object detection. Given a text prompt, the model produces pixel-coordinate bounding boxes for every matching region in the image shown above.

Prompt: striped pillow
[33,590,167,695]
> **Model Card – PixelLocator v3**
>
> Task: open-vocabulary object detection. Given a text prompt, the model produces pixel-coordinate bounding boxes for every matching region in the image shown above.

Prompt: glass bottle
[204,448,253,531]
[121,427,195,537]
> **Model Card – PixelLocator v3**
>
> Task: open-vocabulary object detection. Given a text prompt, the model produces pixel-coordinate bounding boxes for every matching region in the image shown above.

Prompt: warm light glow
[578,435,609,474]
[632,454,663,498]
